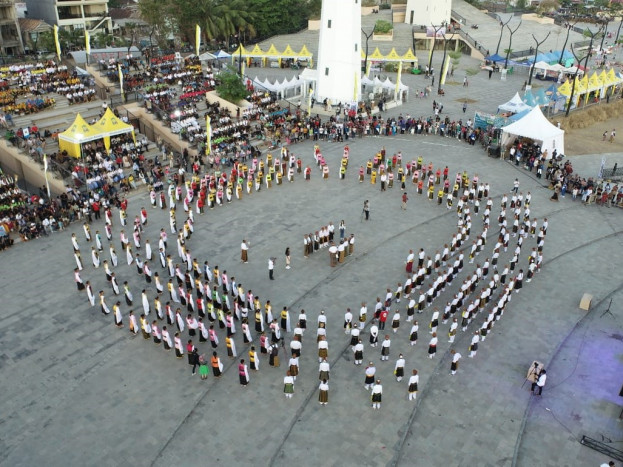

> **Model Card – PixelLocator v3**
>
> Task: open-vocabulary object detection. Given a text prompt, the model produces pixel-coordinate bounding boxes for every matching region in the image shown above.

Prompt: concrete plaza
[2,3,623,465]
[1,125,623,466]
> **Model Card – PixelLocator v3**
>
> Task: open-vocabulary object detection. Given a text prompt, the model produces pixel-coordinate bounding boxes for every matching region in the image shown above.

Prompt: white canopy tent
[501,106,564,158]
[498,92,533,114]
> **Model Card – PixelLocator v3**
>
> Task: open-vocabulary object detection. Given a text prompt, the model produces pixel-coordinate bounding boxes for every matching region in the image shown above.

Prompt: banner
[43,154,50,198]
[195,24,201,56]
[365,60,371,77]
[395,61,402,99]
[205,115,211,155]
[118,63,124,98]
[53,25,61,60]
[353,72,358,102]
[85,30,91,56]
[307,90,312,115]
[440,55,450,86]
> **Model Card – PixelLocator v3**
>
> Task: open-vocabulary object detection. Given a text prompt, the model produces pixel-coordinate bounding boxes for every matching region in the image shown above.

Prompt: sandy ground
[563,115,623,156]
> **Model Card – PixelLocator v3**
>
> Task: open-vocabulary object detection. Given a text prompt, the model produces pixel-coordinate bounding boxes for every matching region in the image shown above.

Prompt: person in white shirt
[371,379,383,409]
[532,369,546,395]
[450,349,462,375]
[469,331,480,358]
[394,354,406,381]
[408,369,419,400]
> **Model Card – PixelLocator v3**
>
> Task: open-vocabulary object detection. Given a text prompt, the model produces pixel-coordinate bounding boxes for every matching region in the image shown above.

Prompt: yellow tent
[401,48,418,63]
[557,80,572,97]
[58,114,100,158]
[92,108,136,152]
[368,47,385,60]
[606,68,620,85]
[282,45,297,58]
[599,69,608,84]
[248,44,265,57]
[264,44,281,57]
[298,44,313,67]
[384,48,402,61]
[231,44,249,57]
[587,72,602,93]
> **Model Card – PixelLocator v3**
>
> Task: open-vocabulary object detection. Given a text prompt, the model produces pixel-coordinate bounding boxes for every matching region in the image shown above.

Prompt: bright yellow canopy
[58,114,99,158]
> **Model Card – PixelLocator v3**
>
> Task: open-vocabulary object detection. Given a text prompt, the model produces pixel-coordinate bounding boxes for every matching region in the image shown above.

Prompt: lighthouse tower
[316,0,361,105]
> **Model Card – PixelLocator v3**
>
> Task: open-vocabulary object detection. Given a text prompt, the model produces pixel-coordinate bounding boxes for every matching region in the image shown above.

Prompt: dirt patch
[548,101,623,156]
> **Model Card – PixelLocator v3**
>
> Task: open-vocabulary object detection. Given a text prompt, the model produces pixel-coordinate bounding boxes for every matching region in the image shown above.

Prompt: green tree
[138,0,175,48]
[170,0,256,47]
[249,0,310,38]
[448,50,462,74]
[216,66,248,103]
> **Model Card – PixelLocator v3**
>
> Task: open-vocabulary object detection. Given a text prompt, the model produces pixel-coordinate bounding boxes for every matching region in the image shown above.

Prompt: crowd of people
[66,139,548,409]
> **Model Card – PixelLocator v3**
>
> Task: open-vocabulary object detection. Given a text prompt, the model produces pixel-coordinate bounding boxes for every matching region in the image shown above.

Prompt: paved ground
[1,127,623,467]
[1,4,623,466]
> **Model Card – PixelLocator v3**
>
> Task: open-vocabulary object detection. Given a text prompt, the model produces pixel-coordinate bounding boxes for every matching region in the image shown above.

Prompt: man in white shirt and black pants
[268,257,275,280]
[532,369,546,395]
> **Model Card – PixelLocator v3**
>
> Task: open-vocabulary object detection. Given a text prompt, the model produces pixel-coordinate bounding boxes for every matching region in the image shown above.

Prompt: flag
[395,61,402,100]
[441,55,450,86]
[118,63,124,98]
[53,25,61,60]
[43,154,51,198]
[205,115,211,155]
[365,59,371,77]
[241,59,245,77]
[85,30,91,56]
[353,72,359,102]
[307,89,312,115]
[195,24,201,56]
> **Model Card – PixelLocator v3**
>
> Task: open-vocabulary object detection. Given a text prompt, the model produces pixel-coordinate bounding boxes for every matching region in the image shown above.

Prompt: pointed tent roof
[264,44,281,57]
[214,49,231,59]
[486,53,505,62]
[599,69,608,85]
[501,105,565,156]
[281,45,297,57]
[231,44,249,56]
[523,90,537,107]
[298,45,312,57]
[402,48,417,62]
[498,92,533,113]
[535,88,549,106]
[58,114,100,143]
[93,108,135,137]
[249,44,265,56]
[384,48,401,61]
[557,80,572,97]
[587,72,602,92]
[369,47,385,60]
[606,68,620,84]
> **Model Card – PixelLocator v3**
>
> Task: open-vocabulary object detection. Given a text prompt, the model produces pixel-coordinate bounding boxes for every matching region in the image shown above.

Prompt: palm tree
[173,0,256,47]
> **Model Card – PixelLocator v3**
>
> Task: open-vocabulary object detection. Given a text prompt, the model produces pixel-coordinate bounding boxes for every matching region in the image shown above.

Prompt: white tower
[316,0,361,105]
[405,0,451,26]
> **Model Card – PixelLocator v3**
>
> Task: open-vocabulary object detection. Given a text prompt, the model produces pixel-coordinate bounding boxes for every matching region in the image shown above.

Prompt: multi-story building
[25,0,111,33]
[0,0,24,56]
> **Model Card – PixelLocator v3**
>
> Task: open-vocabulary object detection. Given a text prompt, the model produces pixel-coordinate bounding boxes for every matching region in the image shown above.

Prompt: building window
[328,19,331,28]
[355,44,357,52]
[325,67,329,76]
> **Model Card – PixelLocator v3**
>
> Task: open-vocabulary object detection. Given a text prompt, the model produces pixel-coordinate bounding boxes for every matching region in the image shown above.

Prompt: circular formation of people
[69,139,549,410]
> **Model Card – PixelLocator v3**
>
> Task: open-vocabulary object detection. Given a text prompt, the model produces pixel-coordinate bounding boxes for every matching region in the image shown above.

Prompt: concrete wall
[316,0,362,104]
[405,0,451,25]
[0,139,66,195]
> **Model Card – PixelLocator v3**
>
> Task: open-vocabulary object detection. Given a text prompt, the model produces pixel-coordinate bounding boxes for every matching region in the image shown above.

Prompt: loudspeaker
[579,293,593,311]
[488,145,501,158]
